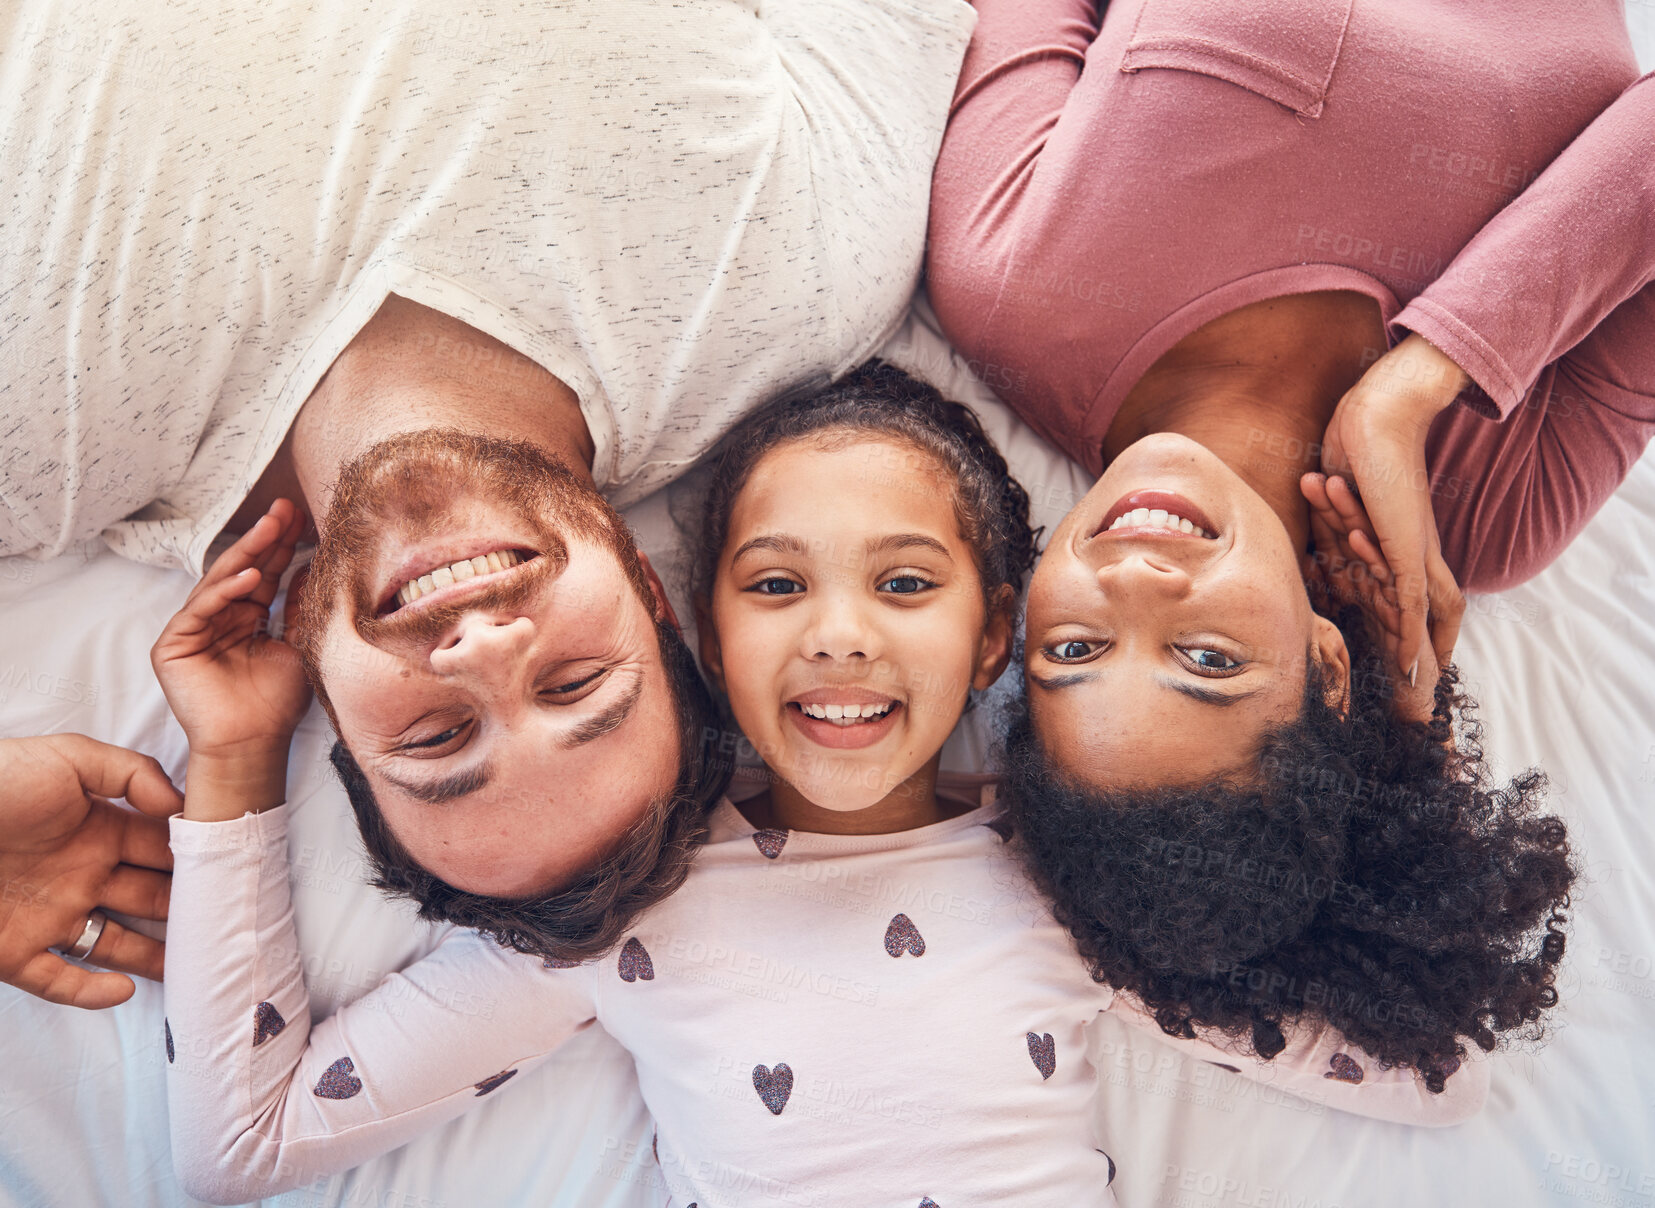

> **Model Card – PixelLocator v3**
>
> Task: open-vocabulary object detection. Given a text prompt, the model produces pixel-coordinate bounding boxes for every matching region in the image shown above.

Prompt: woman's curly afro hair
[1000,606,1575,1092]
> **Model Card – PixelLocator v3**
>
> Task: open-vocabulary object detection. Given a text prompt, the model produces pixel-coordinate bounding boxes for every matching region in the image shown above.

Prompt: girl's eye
[748,577,803,596]
[1180,646,1243,675]
[1047,640,1100,662]
[879,575,935,595]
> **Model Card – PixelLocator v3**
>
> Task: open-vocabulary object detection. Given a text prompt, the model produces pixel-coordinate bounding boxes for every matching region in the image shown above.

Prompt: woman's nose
[1095,553,1192,600]
[428,612,536,680]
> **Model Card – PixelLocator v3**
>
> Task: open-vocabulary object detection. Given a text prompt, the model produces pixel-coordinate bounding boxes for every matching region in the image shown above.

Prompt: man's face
[302,431,679,897]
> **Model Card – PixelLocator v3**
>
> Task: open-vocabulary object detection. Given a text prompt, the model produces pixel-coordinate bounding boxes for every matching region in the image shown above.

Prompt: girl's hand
[1319,334,1467,686]
[0,734,179,1009]
[151,500,312,759]
[1301,472,1462,724]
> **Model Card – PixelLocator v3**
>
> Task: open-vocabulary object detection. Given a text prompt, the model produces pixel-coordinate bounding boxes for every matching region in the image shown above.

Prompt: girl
[151,364,1477,1208]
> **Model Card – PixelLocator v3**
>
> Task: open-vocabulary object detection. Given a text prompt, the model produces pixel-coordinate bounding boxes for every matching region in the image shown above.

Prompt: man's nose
[428,612,536,680]
[1095,552,1192,600]
[801,595,880,663]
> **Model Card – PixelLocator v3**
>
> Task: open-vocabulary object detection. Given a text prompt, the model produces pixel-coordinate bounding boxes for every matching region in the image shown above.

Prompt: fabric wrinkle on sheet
[163,777,1486,1208]
[0,0,976,573]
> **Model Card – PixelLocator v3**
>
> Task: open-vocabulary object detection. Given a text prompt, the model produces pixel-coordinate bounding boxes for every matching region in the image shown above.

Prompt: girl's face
[704,436,1011,812]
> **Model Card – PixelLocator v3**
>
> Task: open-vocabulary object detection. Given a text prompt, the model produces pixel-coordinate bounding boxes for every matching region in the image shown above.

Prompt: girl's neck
[738,755,973,835]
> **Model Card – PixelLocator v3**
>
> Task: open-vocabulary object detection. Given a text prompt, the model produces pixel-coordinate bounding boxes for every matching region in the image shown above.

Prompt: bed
[4,121,1654,1208]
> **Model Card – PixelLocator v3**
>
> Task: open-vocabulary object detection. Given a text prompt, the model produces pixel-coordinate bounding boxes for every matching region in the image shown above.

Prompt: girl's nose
[802,597,879,663]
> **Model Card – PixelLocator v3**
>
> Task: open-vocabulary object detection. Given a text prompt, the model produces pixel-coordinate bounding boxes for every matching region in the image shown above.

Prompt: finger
[1347,528,1395,588]
[1371,526,1428,679]
[1300,472,1333,515]
[173,565,269,628]
[1424,550,1466,674]
[45,735,184,818]
[245,505,306,610]
[193,507,291,595]
[1323,474,1372,534]
[11,950,137,1010]
[99,864,171,921]
[84,916,166,983]
[114,806,175,870]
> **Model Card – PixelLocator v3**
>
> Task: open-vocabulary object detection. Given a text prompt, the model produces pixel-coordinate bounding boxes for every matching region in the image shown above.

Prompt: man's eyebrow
[381,763,492,805]
[563,672,645,748]
[1157,676,1264,708]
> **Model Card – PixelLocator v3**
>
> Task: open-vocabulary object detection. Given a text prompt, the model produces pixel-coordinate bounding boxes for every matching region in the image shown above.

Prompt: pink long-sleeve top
[162,781,1483,1206]
[928,0,1655,591]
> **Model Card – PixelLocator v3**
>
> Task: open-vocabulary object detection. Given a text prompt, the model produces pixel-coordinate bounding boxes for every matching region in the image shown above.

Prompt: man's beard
[300,428,639,654]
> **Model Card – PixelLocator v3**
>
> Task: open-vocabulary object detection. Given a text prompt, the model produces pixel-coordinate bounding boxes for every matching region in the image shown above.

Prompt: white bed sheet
[3,296,1653,1208]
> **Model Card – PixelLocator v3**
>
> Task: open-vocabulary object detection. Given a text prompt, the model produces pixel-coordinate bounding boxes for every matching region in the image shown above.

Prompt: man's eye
[879,575,935,595]
[543,668,606,696]
[749,577,803,596]
[1180,646,1242,674]
[1047,640,1099,662]
[407,724,465,750]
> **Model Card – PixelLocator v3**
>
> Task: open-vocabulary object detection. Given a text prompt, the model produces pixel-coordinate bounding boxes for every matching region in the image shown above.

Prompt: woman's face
[1024,433,1347,787]
[705,436,1009,811]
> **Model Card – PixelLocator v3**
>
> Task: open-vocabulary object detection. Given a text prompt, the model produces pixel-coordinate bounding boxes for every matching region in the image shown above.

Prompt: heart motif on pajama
[1098,1149,1117,1184]
[1324,1052,1364,1084]
[543,956,582,969]
[473,1068,518,1096]
[314,1056,363,1100]
[164,1019,174,1064]
[752,829,788,860]
[884,913,925,957]
[618,937,655,982]
[982,818,1014,843]
[252,1001,287,1047]
[920,1199,941,1207]
[752,1062,794,1115]
[1026,1031,1056,1080]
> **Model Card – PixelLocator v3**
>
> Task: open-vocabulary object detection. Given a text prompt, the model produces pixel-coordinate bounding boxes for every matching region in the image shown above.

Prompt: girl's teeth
[799,701,893,724]
[395,549,524,607]
[1106,510,1212,538]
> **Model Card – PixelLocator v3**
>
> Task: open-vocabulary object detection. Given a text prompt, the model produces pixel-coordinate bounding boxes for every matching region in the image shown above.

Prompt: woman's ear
[695,596,725,696]
[1310,614,1352,720]
[635,550,682,632]
[971,586,1018,692]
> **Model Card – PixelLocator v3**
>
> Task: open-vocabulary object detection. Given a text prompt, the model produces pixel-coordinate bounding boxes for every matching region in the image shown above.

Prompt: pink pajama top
[928,0,1655,590]
[162,782,1482,1206]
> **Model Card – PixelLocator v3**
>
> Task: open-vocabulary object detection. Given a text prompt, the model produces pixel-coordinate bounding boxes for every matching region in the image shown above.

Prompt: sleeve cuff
[168,802,290,855]
[1392,296,1522,420]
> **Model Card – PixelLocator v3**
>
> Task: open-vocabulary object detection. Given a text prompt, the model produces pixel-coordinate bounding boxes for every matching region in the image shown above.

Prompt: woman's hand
[1319,334,1468,685]
[0,734,180,1008]
[1301,471,1463,723]
[151,499,311,760]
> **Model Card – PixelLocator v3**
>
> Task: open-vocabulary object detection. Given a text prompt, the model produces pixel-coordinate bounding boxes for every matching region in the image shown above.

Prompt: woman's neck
[1103,291,1386,554]
[739,755,972,835]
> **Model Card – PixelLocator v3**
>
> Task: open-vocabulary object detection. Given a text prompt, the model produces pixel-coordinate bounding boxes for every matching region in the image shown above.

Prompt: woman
[929,0,1648,1084]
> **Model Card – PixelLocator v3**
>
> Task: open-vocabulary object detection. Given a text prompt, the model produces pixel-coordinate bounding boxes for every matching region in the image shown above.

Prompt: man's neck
[231,295,594,536]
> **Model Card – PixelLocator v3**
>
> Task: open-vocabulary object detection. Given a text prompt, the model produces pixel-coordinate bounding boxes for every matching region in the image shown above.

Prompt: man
[0,0,974,1004]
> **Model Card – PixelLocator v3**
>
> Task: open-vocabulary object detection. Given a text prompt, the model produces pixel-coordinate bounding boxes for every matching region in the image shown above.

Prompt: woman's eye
[1047,640,1099,662]
[1181,646,1242,674]
[879,575,934,595]
[749,577,803,596]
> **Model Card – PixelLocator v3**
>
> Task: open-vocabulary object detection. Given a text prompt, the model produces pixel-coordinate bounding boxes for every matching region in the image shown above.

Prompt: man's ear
[635,549,681,633]
[971,586,1017,693]
[1310,614,1352,720]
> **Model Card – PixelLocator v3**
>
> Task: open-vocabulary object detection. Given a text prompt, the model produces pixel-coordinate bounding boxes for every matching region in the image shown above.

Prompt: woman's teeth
[1107,508,1212,537]
[797,701,895,725]
[395,549,524,607]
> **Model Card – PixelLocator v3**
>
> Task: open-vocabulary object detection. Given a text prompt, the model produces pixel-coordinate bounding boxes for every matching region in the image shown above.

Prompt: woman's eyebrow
[1158,676,1264,707]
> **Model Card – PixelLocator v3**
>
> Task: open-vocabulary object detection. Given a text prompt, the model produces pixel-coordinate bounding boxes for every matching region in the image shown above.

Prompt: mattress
[4,243,1653,1208]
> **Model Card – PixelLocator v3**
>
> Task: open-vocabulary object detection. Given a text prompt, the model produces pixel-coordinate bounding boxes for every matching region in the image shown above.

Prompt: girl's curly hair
[684,359,1038,614]
[1000,606,1575,1092]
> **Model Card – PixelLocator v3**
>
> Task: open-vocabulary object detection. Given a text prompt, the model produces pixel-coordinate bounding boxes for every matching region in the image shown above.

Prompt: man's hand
[0,734,181,1009]
[1319,333,1468,685]
[151,499,312,760]
[1301,471,1463,724]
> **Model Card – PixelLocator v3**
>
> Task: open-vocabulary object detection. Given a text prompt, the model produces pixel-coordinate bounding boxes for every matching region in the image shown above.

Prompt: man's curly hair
[1000,607,1575,1092]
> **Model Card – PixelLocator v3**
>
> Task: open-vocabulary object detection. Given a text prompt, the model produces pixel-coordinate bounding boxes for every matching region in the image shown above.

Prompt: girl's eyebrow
[729,532,953,562]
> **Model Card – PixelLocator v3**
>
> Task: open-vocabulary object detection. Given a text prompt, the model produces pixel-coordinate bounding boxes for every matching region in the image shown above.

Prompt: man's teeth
[798,701,895,725]
[1107,508,1212,537]
[395,549,523,607]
